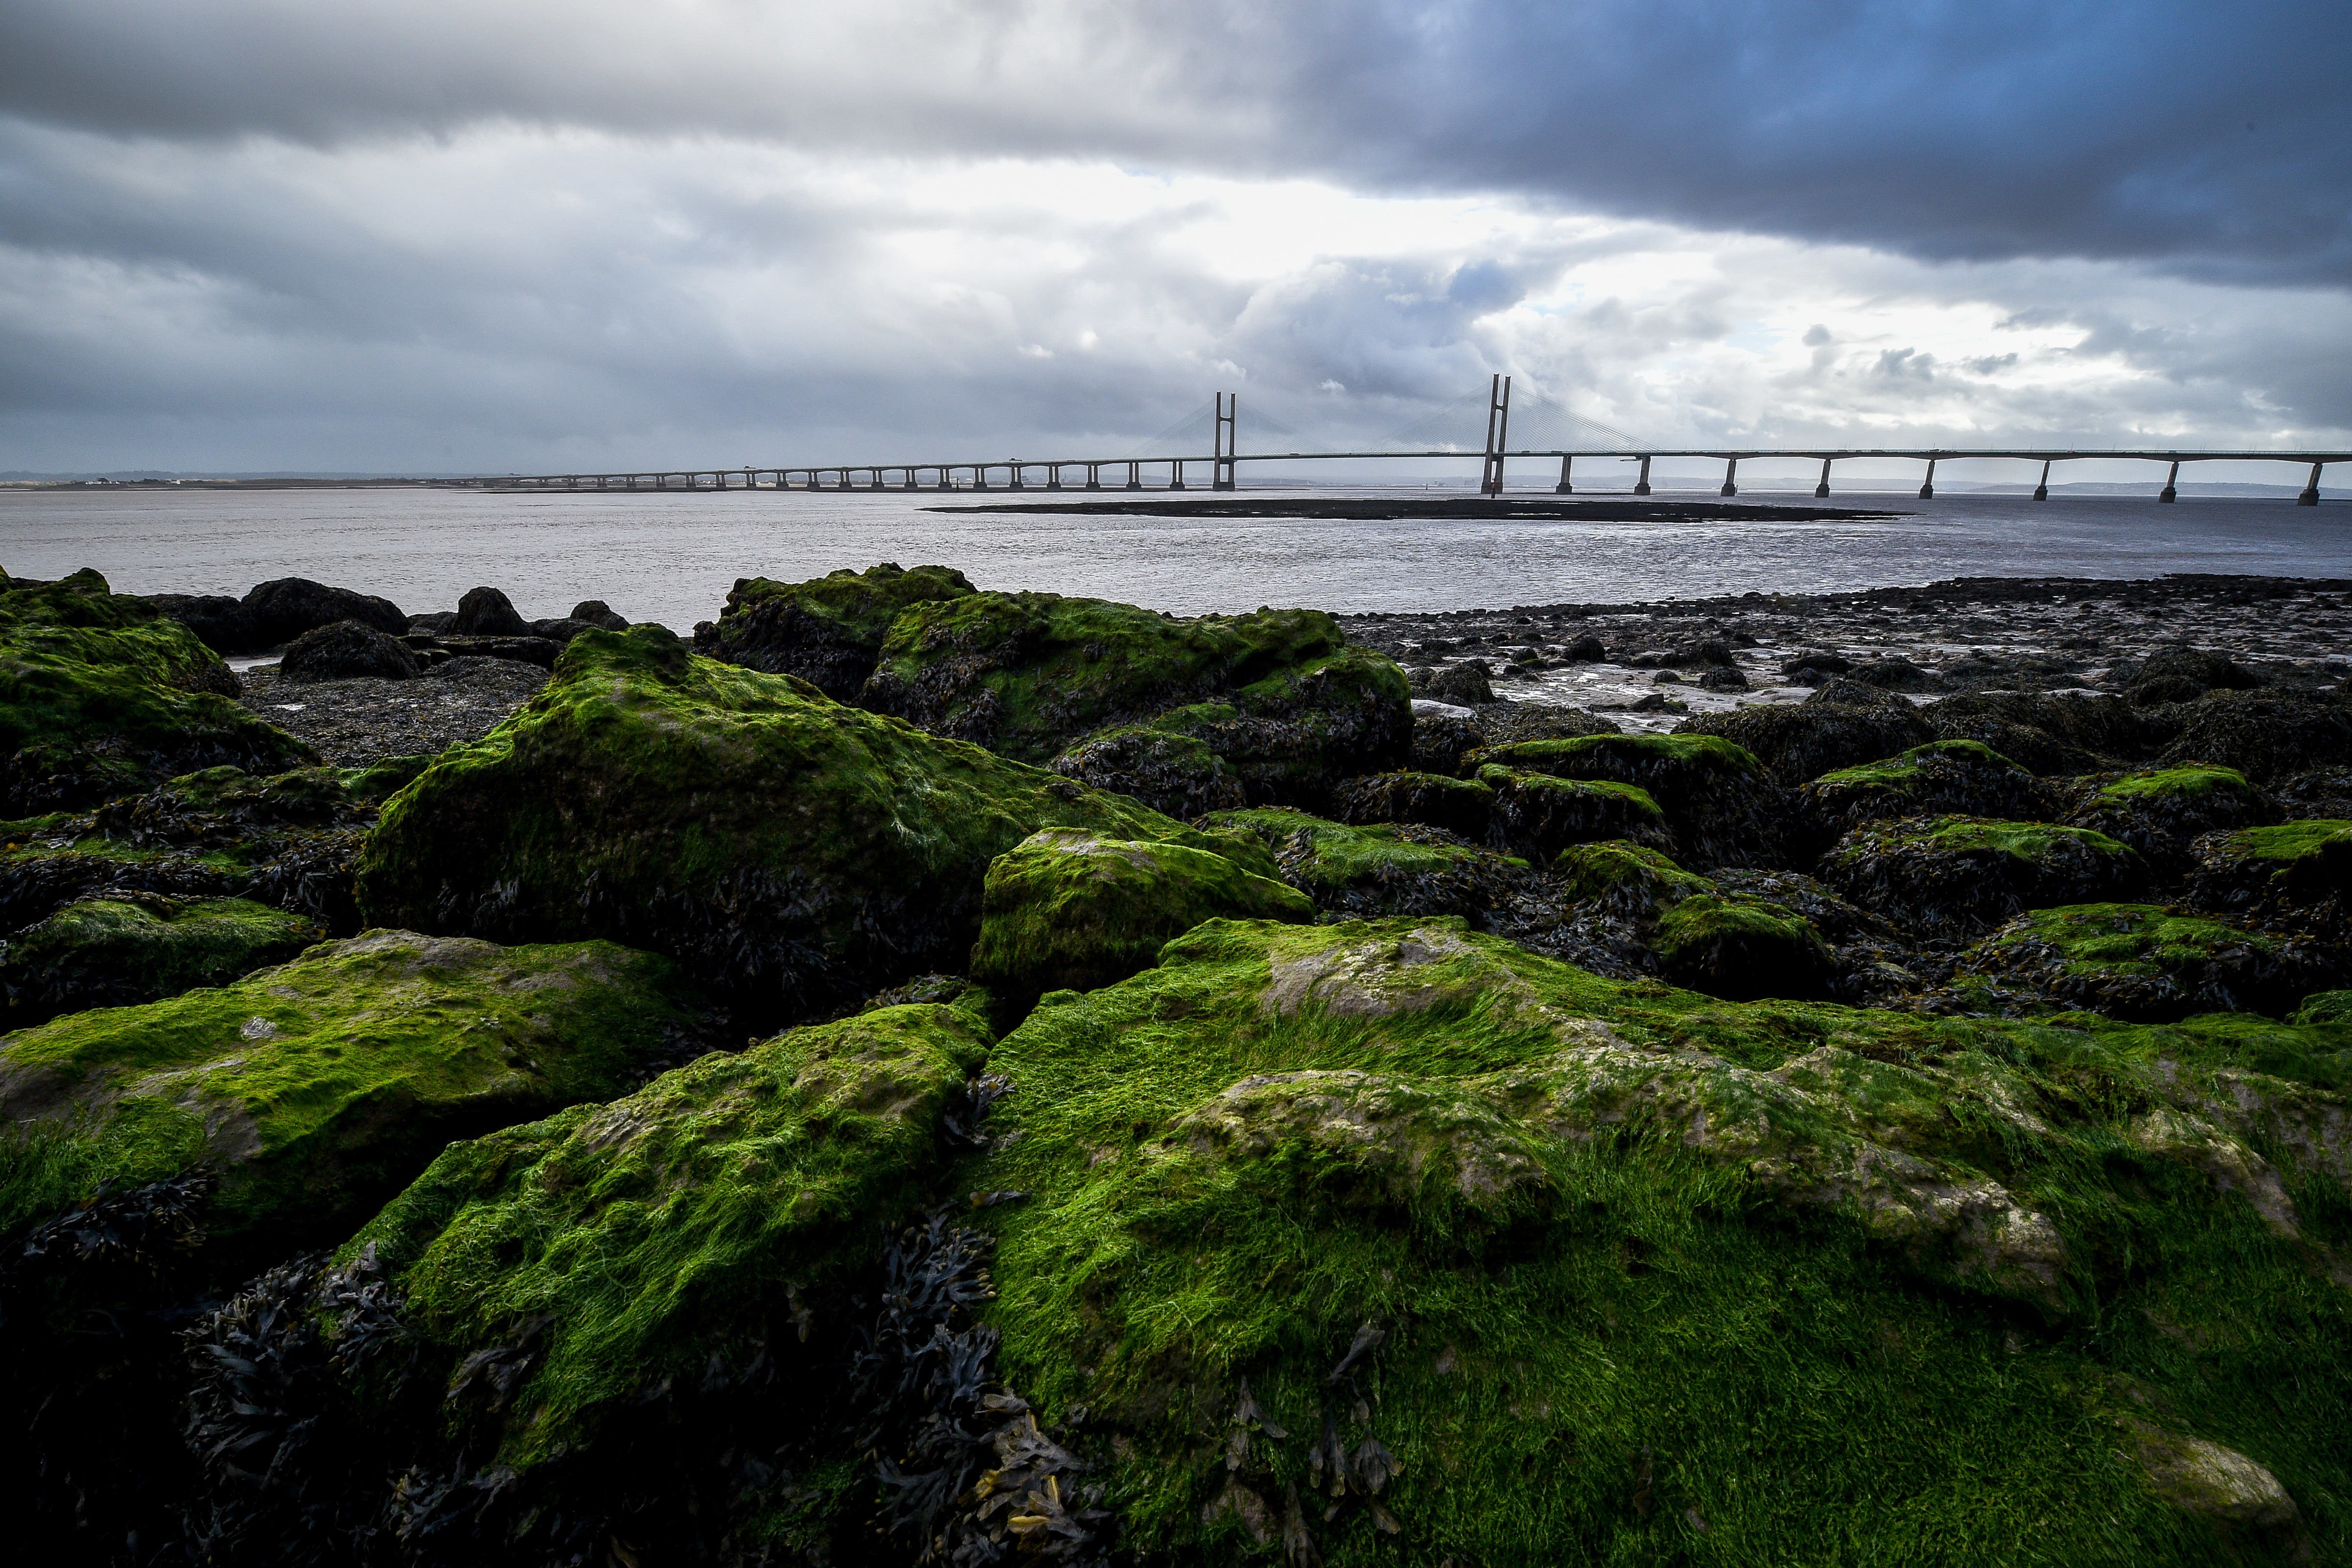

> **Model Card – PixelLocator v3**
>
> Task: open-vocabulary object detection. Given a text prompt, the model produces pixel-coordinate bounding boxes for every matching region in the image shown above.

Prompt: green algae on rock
[970,828,1313,1002]
[1331,768,1496,841]
[861,591,1411,801]
[1960,902,2345,1022]
[1820,814,2149,938]
[1676,678,1937,781]
[1475,765,1670,859]
[356,625,1226,1018]
[690,562,976,699]
[1553,838,1713,916]
[2159,689,2352,784]
[0,895,322,1027]
[1048,724,1247,819]
[2188,819,2352,931]
[1464,731,1783,867]
[963,915,2352,1565]
[1802,739,2049,838]
[0,571,315,813]
[0,928,700,1248]
[1205,807,1526,921]
[2062,764,2278,881]
[1651,890,1838,1001]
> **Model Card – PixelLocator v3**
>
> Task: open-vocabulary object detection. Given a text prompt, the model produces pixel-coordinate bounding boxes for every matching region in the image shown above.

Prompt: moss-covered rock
[970,829,1313,1001]
[1676,679,1936,781]
[2159,689,2352,783]
[1553,837,1712,916]
[859,592,1411,803]
[1802,740,2049,839]
[1206,807,1526,921]
[1920,691,2150,775]
[1464,732,1784,867]
[1959,903,2345,1022]
[1475,764,1670,859]
[2062,764,2279,882]
[0,928,700,1249]
[0,895,322,1025]
[1819,815,2149,938]
[962,917,2352,1564]
[2187,819,2352,931]
[1651,891,1838,1000]
[355,626,1220,1020]
[0,572,315,812]
[1331,769,1495,841]
[1408,701,1485,774]
[2291,990,2352,1026]
[690,562,975,699]
[1048,725,1246,819]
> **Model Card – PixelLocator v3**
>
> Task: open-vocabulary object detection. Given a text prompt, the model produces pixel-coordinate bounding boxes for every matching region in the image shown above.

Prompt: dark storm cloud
[2,0,2345,284]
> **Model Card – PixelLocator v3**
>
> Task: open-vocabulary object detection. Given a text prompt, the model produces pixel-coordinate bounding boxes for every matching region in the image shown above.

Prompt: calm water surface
[3,485,2347,630]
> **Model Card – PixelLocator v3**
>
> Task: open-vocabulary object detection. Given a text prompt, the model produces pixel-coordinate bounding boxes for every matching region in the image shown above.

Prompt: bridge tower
[1480,374,1512,495]
[1213,393,1237,491]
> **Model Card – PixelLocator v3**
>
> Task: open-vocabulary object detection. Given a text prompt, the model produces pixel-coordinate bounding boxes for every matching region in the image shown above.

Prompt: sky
[1,0,2347,477]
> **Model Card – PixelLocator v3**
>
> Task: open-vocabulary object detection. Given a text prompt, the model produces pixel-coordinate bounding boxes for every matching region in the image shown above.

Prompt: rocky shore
[1,561,2347,1565]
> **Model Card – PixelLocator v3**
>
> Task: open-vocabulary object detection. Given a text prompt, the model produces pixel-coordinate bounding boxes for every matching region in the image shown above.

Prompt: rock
[1818,815,2148,938]
[1919,691,2150,775]
[451,585,532,637]
[693,563,974,699]
[1845,656,1945,693]
[2186,820,2352,932]
[355,625,1228,1020]
[1464,732,1785,868]
[2127,1424,2311,1561]
[426,634,562,667]
[1958,903,2342,1022]
[1677,680,1937,783]
[1476,702,1622,747]
[242,578,406,645]
[406,610,456,633]
[0,928,701,1252]
[2060,765,2278,883]
[0,895,323,1026]
[1205,807,1526,920]
[969,829,1313,1001]
[1782,649,1853,682]
[1422,660,1495,705]
[2157,689,2352,783]
[1475,765,1671,859]
[528,617,598,643]
[277,619,419,683]
[1409,701,1485,774]
[1696,665,1750,691]
[1555,837,1713,916]
[0,573,315,813]
[1801,741,2051,842]
[859,592,1410,807]
[2269,766,2352,821]
[2113,646,2264,707]
[569,599,630,631]
[1333,770,1497,841]
[1652,892,1837,1001]
[1049,726,1247,819]
[1561,633,1607,662]
[142,592,261,654]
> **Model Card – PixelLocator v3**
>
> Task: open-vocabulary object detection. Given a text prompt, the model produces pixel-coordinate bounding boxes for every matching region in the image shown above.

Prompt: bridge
[444,379,2348,504]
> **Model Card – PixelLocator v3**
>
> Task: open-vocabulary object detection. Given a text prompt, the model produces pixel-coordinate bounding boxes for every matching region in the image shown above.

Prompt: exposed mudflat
[236,655,549,764]
[1346,573,2352,731]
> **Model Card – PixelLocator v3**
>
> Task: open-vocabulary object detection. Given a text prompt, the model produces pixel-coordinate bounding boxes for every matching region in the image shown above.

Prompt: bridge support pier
[973,467,990,491]
[1169,460,1186,491]
[1555,454,1573,494]
[1047,465,1063,491]
[1125,461,1141,491]
[1010,465,1026,491]
[1085,463,1102,491]
[2300,461,2324,506]
[2034,459,2050,501]
[1815,457,1832,498]
[1633,455,1651,496]
[1720,457,1738,497]
[1918,457,1936,500]
[2161,460,2180,502]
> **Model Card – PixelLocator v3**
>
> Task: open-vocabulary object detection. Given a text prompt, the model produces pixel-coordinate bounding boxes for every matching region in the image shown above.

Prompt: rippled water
[2,484,2346,630]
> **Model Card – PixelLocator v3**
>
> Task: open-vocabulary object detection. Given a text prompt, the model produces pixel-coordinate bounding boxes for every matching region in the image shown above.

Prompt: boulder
[277,618,419,683]
[1782,649,1853,682]
[1554,837,1712,916]
[1918,691,2150,775]
[1475,765,1670,859]
[1476,702,1622,747]
[141,592,260,654]
[407,610,456,633]
[1048,725,1247,819]
[569,599,630,631]
[1465,732,1785,868]
[1801,741,2050,842]
[1561,633,1607,662]
[2269,766,2352,821]
[2157,689,2352,783]
[2186,819,2352,932]
[427,634,562,667]
[1652,892,1837,1001]
[242,578,407,645]
[2114,647,2264,707]
[1958,903,2343,1022]
[355,626,1229,1020]
[0,573,315,813]
[2060,765,2277,883]
[969,829,1313,1001]
[0,895,322,1026]
[1333,770,1497,842]
[528,617,599,643]
[1818,815,2148,938]
[861,592,1411,806]
[1409,701,1485,775]
[1678,679,1937,783]
[451,585,532,637]
[692,563,975,699]
[1205,807,1526,921]
[1423,660,1495,704]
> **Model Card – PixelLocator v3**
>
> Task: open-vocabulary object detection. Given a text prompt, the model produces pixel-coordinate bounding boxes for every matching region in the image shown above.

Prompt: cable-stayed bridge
[446,378,2347,504]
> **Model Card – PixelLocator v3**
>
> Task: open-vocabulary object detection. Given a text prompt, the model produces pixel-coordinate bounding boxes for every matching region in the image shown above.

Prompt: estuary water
[2,484,2346,630]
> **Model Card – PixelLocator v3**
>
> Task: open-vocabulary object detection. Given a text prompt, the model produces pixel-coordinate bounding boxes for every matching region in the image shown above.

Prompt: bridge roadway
[443,447,2350,504]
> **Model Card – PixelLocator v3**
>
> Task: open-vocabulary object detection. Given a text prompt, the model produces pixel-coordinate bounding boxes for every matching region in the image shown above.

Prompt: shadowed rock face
[1819,815,2149,939]
[451,585,533,638]
[692,562,976,699]
[278,618,419,683]
[243,578,407,647]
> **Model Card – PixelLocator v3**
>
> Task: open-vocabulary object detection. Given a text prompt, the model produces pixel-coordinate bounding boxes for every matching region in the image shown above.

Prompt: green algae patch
[966,917,2352,1563]
[1331,769,1496,842]
[1467,729,1761,779]
[1460,731,1783,868]
[1204,807,1525,920]
[1802,739,2048,842]
[0,928,699,1246]
[861,591,1411,803]
[1925,817,2134,863]
[970,829,1313,1002]
[1822,814,2150,937]
[2188,819,2352,930]
[1473,766,1667,858]
[337,753,434,804]
[2098,765,2262,805]
[691,562,976,699]
[355,625,1225,1018]
[1960,903,2341,1023]
[0,895,322,1026]
[1652,891,1836,1001]
[0,572,315,812]
[353,993,995,1467]
[1049,724,1246,819]
[1554,838,1711,914]
[2292,990,2352,1027]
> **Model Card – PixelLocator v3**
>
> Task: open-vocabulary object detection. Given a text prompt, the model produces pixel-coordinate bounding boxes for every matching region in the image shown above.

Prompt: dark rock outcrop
[278,619,419,683]
[452,585,532,638]
[243,578,407,646]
